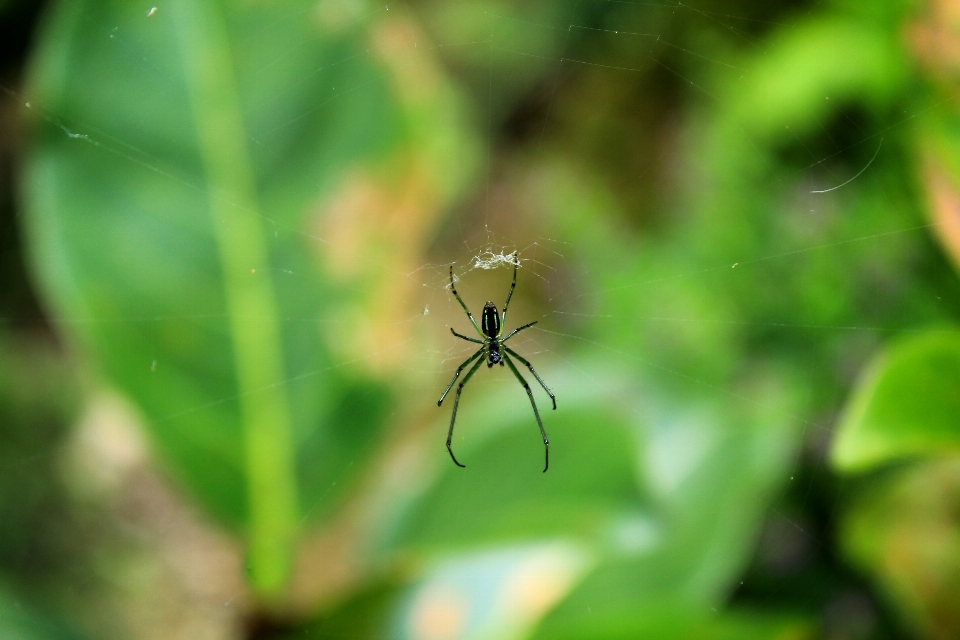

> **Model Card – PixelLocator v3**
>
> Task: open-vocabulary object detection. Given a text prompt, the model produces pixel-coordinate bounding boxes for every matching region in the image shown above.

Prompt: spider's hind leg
[502,353,550,473]
[504,346,556,410]
[446,355,485,468]
[439,347,485,406]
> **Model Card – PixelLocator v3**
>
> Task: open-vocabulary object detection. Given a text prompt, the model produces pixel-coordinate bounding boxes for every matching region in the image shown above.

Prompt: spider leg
[501,321,537,343]
[438,347,485,406]
[451,328,484,344]
[450,265,484,338]
[502,353,549,473]
[504,346,556,410]
[499,252,519,333]
[446,354,486,468]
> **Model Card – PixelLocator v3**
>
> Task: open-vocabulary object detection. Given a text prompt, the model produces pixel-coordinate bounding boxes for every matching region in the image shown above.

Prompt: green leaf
[172,0,301,596]
[21,0,407,595]
[832,330,960,473]
[725,17,906,142]
[533,607,812,640]
[371,363,800,635]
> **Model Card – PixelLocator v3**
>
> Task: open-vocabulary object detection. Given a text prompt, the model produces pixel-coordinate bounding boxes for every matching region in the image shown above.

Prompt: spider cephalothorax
[438,254,556,472]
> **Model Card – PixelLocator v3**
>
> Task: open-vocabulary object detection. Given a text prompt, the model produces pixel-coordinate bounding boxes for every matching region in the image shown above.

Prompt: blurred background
[2,0,960,638]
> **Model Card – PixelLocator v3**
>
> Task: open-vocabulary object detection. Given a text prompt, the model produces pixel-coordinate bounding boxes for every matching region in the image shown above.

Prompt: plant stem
[171,0,299,597]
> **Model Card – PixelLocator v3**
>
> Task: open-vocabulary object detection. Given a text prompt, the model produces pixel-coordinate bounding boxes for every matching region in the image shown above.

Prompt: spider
[438,254,556,472]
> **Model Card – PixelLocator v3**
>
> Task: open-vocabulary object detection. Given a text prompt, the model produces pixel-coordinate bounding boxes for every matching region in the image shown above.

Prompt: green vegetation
[1,0,959,637]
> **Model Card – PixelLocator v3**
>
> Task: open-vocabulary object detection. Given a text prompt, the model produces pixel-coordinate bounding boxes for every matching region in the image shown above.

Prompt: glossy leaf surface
[23,0,402,593]
[832,331,960,472]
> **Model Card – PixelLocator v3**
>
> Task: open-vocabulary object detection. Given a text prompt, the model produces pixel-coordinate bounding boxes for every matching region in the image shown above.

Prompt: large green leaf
[832,331,960,472]
[20,0,426,594]
[338,360,801,639]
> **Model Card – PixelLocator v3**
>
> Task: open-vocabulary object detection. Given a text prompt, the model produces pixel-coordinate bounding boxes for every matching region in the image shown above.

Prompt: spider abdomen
[481,301,501,339]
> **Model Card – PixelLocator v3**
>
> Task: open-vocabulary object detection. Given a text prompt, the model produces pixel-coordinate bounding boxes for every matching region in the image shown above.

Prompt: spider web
[0,0,951,638]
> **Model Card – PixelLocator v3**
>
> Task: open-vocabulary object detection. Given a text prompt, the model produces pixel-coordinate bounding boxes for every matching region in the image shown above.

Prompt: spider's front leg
[450,265,484,338]
[500,252,519,329]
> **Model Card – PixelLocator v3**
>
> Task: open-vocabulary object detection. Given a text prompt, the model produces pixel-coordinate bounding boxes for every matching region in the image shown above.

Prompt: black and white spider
[438,254,556,472]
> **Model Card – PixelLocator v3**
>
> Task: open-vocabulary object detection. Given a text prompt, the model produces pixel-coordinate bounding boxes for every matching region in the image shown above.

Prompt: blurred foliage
[831,311,960,633]
[827,0,960,636]
[0,0,957,638]
[0,582,87,640]
[0,333,87,640]
[0,332,78,581]
[22,0,475,594]
[837,459,960,639]
[833,332,960,470]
